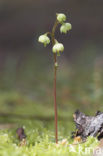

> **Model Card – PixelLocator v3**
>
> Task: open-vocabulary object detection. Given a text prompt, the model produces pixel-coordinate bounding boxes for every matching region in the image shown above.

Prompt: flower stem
[54,56,58,143]
[51,20,59,144]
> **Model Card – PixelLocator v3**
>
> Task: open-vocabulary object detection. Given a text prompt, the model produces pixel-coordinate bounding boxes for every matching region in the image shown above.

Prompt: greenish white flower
[38,34,50,47]
[56,13,66,23]
[60,23,72,34]
[52,43,64,53]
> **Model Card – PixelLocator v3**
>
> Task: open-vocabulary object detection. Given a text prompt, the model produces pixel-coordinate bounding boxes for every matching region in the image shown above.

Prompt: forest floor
[0,91,99,156]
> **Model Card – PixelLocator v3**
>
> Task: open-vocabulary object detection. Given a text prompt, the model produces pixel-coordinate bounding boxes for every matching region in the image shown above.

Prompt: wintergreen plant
[38,13,72,143]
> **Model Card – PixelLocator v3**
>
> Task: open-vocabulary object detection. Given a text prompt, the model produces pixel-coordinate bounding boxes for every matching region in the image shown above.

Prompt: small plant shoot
[38,13,72,143]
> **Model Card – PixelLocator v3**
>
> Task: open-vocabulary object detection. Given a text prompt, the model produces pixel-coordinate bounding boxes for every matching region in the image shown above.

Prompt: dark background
[0,0,103,52]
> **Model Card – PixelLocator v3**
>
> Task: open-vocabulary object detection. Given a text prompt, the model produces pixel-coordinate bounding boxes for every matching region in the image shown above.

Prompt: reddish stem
[54,56,58,143]
[51,20,59,143]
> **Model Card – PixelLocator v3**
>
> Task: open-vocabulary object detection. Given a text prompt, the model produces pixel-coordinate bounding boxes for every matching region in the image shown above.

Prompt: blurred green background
[0,0,103,122]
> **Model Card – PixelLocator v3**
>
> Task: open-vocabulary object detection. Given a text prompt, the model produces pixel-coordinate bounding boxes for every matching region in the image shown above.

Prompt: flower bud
[60,23,72,34]
[52,43,64,53]
[55,62,58,67]
[56,13,66,23]
[38,34,50,47]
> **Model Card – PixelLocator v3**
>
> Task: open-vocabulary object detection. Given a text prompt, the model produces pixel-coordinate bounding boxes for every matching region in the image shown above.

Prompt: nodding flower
[52,42,64,54]
[38,34,50,47]
[60,23,72,34]
[56,13,66,23]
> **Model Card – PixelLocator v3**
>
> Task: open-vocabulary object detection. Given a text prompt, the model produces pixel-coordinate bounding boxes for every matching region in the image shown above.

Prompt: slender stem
[51,20,59,144]
[54,60,58,143]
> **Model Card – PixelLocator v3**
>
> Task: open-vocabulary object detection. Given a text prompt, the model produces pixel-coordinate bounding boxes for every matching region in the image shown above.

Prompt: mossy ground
[0,92,99,156]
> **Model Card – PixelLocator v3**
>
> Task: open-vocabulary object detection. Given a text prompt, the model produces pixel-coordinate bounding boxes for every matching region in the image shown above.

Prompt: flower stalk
[51,20,59,144]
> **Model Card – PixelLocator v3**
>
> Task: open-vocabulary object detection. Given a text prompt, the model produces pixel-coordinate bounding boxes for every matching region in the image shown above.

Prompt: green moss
[0,115,99,156]
[0,91,100,156]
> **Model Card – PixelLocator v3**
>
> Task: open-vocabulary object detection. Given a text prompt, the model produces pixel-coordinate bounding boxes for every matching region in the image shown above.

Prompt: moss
[0,120,99,156]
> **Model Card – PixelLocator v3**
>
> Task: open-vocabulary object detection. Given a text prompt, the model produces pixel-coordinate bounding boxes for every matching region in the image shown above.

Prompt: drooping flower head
[52,42,64,55]
[60,23,72,34]
[38,34,50,47]
[56,13,66,23]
